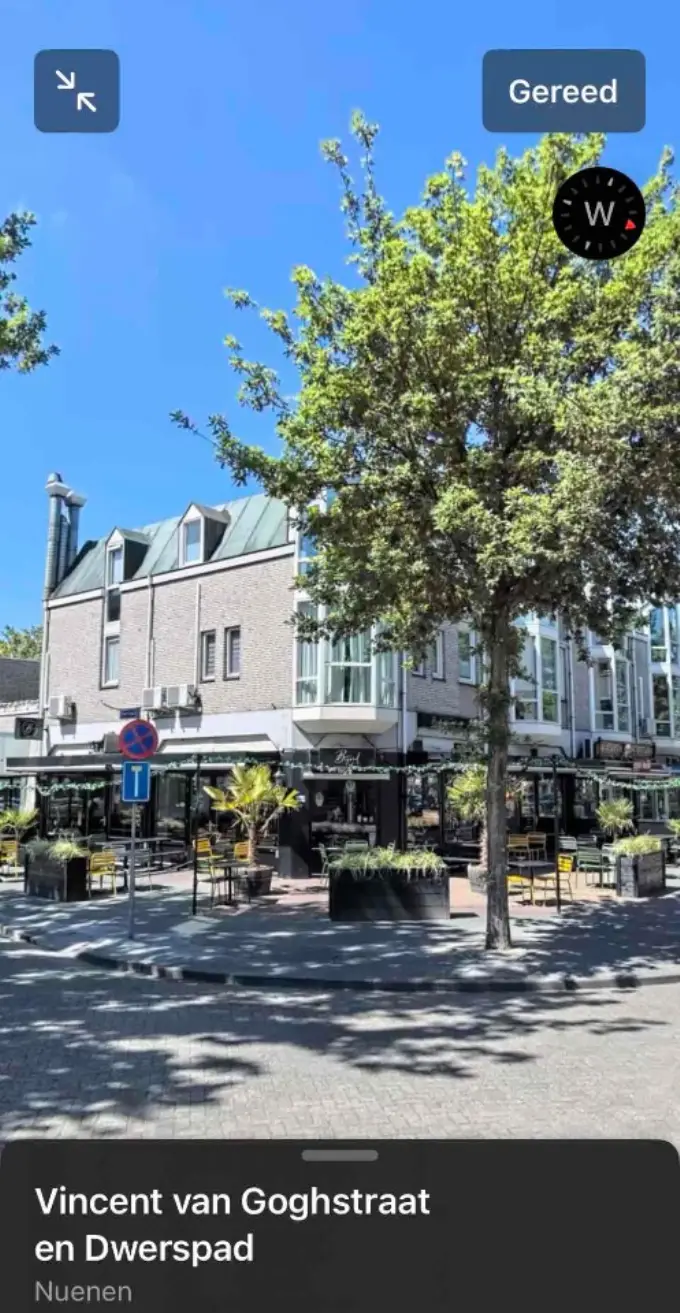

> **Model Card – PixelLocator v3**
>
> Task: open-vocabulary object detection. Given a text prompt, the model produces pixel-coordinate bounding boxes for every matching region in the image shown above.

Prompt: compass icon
[552,167,646,260]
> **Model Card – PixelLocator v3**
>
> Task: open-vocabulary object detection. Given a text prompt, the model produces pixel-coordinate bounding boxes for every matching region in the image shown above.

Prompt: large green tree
[1,212,58,372]
[174,119,680,949]
[0,625,42,659]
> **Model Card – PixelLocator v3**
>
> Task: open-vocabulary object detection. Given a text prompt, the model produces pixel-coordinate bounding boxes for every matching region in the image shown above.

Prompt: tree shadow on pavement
[0,937,671,1139]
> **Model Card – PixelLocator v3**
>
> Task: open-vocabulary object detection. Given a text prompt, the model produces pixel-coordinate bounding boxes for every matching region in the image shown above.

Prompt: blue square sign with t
[34,49,120,133]
[121,761,151,804]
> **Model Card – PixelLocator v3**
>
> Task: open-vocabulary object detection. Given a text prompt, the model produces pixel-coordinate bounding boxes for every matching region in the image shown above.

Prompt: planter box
[616,850,666,898]
[233,867,273,898]
[329,868,450,921]
[24,855,88,902]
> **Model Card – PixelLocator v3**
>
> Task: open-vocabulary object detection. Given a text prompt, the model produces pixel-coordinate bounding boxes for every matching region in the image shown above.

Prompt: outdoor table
[506,858,555,904]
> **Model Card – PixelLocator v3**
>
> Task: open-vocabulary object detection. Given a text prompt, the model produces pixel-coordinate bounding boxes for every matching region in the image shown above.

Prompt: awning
[157,737,276,757]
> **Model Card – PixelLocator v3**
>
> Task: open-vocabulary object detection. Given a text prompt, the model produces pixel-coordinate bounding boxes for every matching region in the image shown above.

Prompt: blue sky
[0,0,675,627]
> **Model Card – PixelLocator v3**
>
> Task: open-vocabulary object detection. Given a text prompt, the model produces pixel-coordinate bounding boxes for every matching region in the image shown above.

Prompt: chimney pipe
[65,491,87,572]
[43,473,70,600]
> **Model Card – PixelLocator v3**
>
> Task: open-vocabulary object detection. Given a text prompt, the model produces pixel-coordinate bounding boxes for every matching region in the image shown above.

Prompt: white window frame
[411,654,426,678]
[224,625,241,679]
[430,630,445,680]
[200,629,216,682]
[107,546,123,586]
[540,635,559,723]
[295,602,319,705]
[180,517,203,567]
[103,635,120,687]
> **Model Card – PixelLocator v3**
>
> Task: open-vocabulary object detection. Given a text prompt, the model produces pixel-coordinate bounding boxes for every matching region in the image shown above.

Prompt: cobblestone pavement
[1,936,678,1144]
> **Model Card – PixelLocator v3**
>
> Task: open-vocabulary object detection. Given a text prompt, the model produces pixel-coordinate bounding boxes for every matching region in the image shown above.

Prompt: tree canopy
[0,213,58,373]
[174,118,680,947]
[0,625,42,659]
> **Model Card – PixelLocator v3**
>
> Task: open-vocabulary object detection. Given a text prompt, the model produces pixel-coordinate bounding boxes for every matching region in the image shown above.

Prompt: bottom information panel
[0,1139,678,1311]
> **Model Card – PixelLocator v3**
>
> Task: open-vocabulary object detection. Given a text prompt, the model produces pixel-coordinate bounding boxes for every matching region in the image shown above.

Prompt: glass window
[326,631,372,704]
[669,609,679,663]
[107,547,123,585]
[430,631,445,680]
[540,637,558,722]
[595,660,614,730]
[377,649,396,707]
[104,635,119,684]
[650,608,666,662]
[411,652,426,677]
[458,631,473,682]
[182,519,202,565]
[653,673,671,737]
[224,626,241,678]
[295,602,319,704]
[106,588,121,623]
[200,630,216,681]
[616,660,630,733]
[515,632,538,720]
[673,676,680,739]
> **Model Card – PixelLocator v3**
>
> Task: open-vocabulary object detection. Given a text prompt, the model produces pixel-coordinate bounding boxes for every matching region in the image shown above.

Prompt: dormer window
[182,519,202,565]
[107,546,123,585]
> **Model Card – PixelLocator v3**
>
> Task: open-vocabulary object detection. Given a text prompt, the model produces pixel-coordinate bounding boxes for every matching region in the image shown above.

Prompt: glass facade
[594,660,614,730]
[540,637,558,722]
[327,632,372,704]
[295,602,319,704]
[650,608,666,662]
[515,632,538,720]
[653,673,671,737]
[615,660,630,733]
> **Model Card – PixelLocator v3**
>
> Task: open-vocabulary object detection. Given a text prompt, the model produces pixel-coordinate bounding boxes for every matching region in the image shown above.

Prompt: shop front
[280,748,403,877]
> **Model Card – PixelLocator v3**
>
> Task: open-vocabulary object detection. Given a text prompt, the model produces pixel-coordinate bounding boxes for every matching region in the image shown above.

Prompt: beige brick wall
[407,625,480,720]
[46,555,296,723]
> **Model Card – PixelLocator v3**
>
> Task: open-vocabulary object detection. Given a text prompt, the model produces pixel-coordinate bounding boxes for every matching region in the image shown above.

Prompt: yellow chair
[194,836,214,857]
[232,840,250,862]
[88,849,118,896]
[0,839,19,873]
[533,854,575,905]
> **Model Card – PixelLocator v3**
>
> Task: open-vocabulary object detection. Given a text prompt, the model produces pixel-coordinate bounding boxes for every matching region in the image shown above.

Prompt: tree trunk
[485,620,512,950]
[247,825,258,866]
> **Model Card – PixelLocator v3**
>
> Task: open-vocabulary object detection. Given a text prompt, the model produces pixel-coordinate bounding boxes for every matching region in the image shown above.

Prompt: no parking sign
[117,718,159,760]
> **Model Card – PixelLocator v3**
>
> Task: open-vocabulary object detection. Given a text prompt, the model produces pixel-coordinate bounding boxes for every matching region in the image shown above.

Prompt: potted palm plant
[203,765,301,896]
[0,807,38,878]
[595,798,635,841]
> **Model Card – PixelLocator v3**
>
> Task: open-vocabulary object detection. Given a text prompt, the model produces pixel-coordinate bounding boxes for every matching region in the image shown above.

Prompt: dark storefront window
[574,778,597,822]
[0,780,21,810]
[518,780,537,828]
[309,777,380,846]
[42,780,107,838]
[407,772,440,845]
[156,773,188,838]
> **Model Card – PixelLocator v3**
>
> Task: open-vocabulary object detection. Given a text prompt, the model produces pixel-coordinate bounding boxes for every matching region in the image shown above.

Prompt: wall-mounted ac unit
[48,695,75,721]
[175,683,198,709]
[102,731,121,753]
[142,686,166,711]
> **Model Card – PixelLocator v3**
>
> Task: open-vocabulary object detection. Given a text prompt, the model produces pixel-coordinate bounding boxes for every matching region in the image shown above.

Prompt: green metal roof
[52,493,290,599]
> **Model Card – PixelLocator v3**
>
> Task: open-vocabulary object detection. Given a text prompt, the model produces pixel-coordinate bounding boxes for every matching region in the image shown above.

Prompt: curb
[2,921,680,994]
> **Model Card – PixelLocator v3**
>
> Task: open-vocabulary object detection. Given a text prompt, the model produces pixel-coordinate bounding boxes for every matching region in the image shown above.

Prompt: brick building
[6,473,680,870]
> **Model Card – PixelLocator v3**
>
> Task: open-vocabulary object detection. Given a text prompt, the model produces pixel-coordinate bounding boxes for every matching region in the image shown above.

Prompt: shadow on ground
[0,932,670,1138]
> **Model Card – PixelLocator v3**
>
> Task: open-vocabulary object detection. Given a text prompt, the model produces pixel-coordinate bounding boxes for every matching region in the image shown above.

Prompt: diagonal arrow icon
[77,91,96,112]
[55,69,75,90]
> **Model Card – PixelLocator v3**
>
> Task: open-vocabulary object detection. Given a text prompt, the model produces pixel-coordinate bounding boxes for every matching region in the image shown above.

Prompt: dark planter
[25,855,88,902]
[233,867,273,898]
[329,868,450,921]
[616,850,666,898]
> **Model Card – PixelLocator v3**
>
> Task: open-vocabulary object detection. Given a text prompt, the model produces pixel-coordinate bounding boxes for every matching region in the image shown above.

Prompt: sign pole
[128,802,137,939]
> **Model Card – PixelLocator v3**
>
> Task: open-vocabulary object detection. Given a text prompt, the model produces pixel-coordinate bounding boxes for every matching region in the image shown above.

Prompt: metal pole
[128,803,137,938]
[553,756,561,913]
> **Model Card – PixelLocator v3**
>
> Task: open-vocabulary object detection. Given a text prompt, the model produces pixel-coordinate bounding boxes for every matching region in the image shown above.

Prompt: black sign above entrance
[594,740,656,762]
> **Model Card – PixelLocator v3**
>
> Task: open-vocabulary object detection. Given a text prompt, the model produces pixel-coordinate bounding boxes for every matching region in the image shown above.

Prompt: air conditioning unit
[102,732,121,754]
[176,683,198,709]
[142,686,166,711]
[48,695,75,721]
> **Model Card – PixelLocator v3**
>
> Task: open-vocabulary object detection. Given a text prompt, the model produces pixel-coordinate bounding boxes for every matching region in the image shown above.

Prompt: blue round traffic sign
[118,718,159,761]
